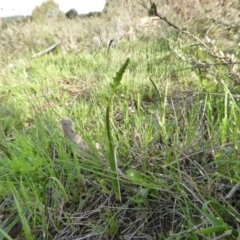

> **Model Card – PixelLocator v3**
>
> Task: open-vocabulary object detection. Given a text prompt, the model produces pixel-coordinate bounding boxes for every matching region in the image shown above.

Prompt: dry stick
[140,1,212,51]
[225,182,240,199]
[61,119,91,153]
[30,41,61,59]
[143,2,223,60]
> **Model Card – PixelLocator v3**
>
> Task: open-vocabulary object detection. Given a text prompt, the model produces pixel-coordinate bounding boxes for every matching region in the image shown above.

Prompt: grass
[1,0,240,239]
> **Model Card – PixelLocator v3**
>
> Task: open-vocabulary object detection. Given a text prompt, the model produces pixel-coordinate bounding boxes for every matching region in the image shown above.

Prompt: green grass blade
[105,104,121,201]
[13,194,31,239]
[105,58,130,201]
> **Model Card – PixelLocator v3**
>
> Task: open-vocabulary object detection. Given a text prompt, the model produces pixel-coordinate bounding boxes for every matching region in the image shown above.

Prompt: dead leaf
[61,119,91,153]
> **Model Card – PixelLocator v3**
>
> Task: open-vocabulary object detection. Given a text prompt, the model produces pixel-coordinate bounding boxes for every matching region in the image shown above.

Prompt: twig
[141,1,240,83]
[30,41,61,59]
[225,182,240,199]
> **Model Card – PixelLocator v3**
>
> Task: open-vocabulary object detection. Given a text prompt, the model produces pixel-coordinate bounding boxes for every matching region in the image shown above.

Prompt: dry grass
[0,0,239,63]
[0,0,238,63]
